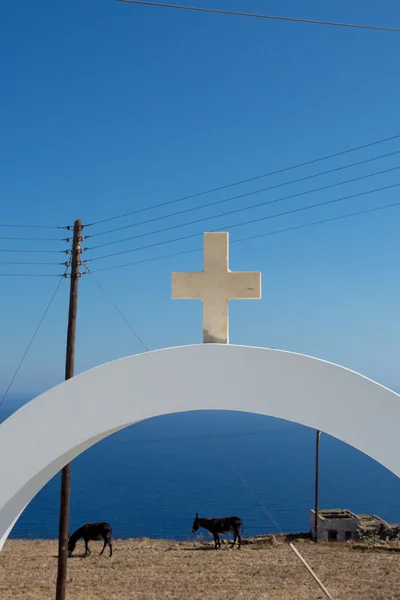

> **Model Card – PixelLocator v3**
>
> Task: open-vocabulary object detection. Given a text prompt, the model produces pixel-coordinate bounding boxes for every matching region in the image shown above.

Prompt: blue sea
[2,398,400,541]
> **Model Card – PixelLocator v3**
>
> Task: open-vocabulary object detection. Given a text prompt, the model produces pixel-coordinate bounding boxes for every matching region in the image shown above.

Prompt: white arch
[1,343,399,551]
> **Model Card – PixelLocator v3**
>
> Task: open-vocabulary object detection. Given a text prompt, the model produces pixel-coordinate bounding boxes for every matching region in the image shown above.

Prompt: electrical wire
[0,236,66,242]
[86,133,400,227]
[91,198,400,273]
[0,269,67,413]
[0,273,64,277]
[87,149,400,240]
[83,264,149,352]
[0,223,68,230]
[0,248,68,254]
[0,261,66,266]
[86,181,400,263]
[193,410,283,532]
[117,0,400,34]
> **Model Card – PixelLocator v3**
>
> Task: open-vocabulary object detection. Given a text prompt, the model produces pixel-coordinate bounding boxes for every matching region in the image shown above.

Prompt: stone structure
[172,231,261,343]
[310,509,391,542]
[356,514,392,542]
[311,509,360,542]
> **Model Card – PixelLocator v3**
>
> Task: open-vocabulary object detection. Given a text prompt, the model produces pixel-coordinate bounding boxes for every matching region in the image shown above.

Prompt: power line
[0,223,68,230]
[88,166,400,253]
[91,198,400,273]
[86,178,400,263]
[0,270,67,414]
[117,0,400,34]
[0,236,66,242]
[0,248,69,254]
[83,264,149,352]
[0,261,66,266]
[87,151,400,244]
[86,133,400,227]
[0,273,64,277]
[193,410,284,533]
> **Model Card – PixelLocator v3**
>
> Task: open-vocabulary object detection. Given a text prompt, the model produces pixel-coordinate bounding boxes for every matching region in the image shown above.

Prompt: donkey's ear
[195,513,199,518]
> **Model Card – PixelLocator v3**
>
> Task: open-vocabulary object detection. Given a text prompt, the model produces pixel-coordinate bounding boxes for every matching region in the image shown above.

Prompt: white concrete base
[1,344,399,550]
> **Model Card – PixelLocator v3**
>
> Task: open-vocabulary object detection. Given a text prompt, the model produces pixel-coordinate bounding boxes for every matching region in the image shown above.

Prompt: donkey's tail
[106,524,113,541]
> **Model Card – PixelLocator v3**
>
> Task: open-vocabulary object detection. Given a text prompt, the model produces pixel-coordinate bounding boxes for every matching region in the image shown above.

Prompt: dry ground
[1,537,400,599]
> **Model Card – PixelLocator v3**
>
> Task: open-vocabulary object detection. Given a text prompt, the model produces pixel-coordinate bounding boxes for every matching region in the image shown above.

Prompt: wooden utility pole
[314,430,321,543]
[55,219,83,600]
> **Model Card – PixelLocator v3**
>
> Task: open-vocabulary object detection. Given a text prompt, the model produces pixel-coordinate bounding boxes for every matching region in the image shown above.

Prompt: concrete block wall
[310,510,360,542]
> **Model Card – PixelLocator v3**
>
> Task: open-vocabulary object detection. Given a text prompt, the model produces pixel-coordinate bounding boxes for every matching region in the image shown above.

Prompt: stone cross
[172,232,261,343]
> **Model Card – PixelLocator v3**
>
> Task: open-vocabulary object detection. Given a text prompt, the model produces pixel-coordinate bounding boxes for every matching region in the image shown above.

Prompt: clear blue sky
[1,0,400,399]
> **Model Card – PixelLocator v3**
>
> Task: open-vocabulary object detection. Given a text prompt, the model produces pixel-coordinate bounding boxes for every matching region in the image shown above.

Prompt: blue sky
[1,0,400,399]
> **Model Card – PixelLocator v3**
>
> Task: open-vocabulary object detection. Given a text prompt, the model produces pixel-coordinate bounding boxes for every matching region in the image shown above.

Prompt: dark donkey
[192,513,244,549]
[68,522,113,557]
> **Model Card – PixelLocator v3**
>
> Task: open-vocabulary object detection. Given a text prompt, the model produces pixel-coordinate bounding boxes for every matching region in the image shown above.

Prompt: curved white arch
[1,343,399,550]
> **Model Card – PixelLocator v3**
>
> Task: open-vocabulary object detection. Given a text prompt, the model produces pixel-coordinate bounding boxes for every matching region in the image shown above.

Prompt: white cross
[172,232,261,344]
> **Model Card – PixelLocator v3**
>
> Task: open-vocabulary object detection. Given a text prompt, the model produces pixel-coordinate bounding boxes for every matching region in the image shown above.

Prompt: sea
[2,398,400,541]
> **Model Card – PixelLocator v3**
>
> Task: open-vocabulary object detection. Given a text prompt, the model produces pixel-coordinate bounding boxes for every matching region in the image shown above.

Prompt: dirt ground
[1,537,400,600]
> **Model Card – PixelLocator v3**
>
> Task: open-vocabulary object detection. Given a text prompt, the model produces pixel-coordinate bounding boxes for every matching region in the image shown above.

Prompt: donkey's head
[67,533,75,557]
[192,513,200,533]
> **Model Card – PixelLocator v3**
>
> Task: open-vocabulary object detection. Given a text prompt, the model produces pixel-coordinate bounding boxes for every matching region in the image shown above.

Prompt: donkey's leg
[236,527,242,549]
[100,538,107,555]
[231,532,237,547]
[84,539,90,557]
[108,541,113,558]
